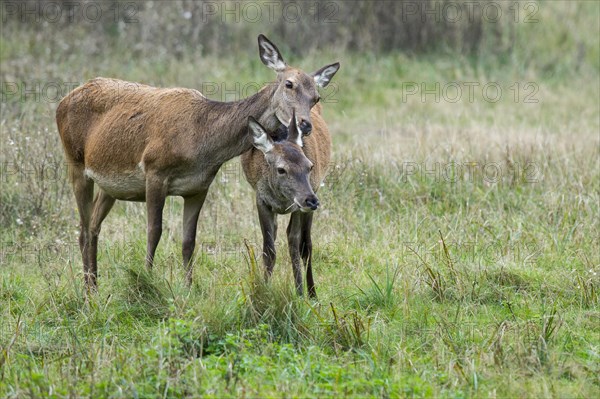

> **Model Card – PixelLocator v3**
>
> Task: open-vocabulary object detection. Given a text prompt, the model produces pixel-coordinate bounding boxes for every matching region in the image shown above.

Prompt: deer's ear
[258,34,286,72]
[312,62,340,87]
[287,109,303,147]
[248,116,274,154]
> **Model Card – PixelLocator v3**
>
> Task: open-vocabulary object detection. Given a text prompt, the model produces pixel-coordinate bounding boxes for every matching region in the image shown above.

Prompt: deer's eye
[314,96,320,104]
[309,164,314,171]
[285,80,293,89]
[277,167,287,175]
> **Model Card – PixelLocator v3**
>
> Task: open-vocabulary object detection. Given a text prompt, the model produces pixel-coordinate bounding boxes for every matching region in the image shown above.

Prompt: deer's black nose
[305,195,319,210]
[299,120,312,135]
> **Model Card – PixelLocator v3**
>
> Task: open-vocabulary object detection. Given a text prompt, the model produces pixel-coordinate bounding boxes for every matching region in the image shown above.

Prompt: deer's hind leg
[88,189,116,288]
[70,164,95,289]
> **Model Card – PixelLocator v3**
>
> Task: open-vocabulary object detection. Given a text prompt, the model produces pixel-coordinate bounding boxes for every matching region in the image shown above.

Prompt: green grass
[1,2,599,397]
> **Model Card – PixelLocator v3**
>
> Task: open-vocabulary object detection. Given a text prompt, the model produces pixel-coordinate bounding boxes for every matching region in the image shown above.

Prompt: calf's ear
[286,109,303,147]
[248,116,274,154]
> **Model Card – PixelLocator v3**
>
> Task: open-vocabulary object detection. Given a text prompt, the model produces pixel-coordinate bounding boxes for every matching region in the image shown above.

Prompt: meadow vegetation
[1,1,599,397]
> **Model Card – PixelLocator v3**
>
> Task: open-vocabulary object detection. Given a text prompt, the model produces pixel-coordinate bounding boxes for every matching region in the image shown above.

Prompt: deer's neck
[196,83,280,165]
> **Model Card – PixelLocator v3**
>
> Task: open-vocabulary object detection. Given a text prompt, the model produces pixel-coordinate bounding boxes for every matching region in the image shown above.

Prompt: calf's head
[248,111,319,213]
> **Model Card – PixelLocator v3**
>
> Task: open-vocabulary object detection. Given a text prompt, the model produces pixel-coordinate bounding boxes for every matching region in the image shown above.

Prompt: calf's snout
[305,194,319,210]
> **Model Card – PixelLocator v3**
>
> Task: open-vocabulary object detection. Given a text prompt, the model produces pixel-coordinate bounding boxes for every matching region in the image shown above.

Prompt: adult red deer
[241,104,331,297]
[56,34,340,289]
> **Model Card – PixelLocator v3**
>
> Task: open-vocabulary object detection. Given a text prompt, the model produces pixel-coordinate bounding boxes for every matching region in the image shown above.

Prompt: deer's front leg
[182,191,208,286]
[299,212,316,298]
[287,211,304,296]
[257,199,277,278]
[145,173,167,271]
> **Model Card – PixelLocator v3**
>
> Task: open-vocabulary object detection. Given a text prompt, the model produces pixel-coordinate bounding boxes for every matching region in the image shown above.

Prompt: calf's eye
[277,167,286,175]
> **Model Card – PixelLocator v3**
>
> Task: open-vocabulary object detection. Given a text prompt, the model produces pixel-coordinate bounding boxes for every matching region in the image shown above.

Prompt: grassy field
[1,1,599,397]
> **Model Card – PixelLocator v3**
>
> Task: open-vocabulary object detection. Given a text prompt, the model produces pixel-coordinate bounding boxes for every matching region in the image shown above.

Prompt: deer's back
[56,77,206,169]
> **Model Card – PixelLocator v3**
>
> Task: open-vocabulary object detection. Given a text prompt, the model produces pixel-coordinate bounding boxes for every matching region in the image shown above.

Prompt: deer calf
[241,104,332,297]
[56,34,339,289]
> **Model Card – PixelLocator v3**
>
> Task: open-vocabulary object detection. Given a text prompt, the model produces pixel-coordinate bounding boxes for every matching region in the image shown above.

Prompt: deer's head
[248,111,319,213]
[258,34,339,136]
